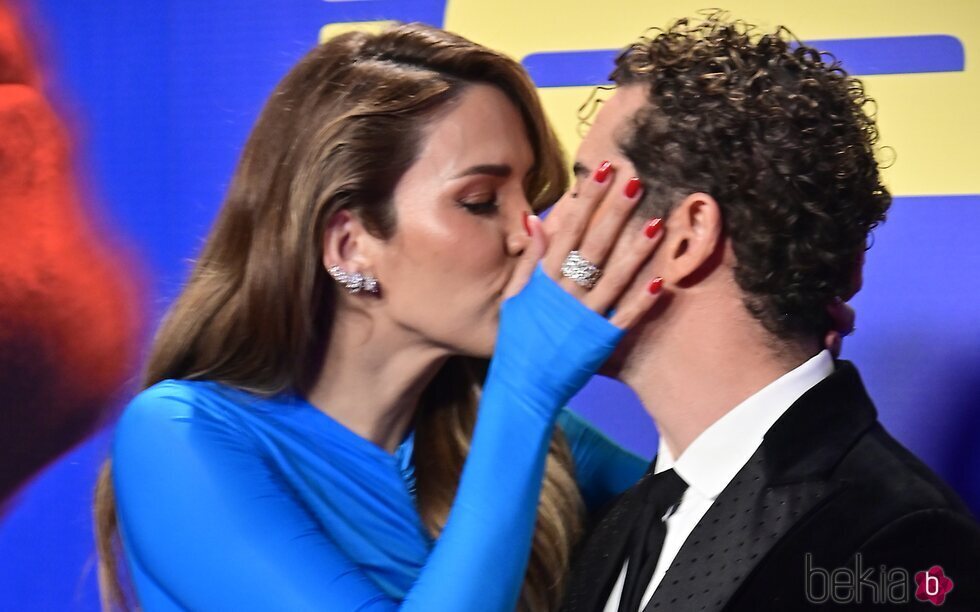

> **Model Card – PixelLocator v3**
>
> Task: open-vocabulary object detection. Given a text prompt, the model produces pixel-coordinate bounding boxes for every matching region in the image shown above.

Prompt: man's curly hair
[612,13,891,341]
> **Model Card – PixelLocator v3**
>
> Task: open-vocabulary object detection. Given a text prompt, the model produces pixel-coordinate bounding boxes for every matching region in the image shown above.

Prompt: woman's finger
[826,299,856,336]
[607,275,665,329]
[573,176,644,270]
[585,216,664,314]
[823,298,854,358]
[502,214,547,300]
[825,330,844,358]
[541,161,615,281]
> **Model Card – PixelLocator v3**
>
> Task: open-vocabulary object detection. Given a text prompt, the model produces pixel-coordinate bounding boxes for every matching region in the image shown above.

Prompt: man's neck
[620,297,818,459]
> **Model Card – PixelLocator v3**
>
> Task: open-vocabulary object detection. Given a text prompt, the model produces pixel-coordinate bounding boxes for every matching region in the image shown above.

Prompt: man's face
[572,84,668,376]
[572,84,647,199]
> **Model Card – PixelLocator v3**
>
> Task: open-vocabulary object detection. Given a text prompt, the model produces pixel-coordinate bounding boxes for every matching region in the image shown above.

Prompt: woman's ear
[321,208,377,273]
[661,192,725,287]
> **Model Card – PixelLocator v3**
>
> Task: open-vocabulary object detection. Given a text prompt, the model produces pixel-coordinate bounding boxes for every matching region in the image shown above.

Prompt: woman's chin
[460,329,497,360]
[464,337,495,360]
[441,314,499,359]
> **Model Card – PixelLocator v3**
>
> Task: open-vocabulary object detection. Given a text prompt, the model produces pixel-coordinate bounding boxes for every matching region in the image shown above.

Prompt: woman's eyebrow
[452,164,512,179]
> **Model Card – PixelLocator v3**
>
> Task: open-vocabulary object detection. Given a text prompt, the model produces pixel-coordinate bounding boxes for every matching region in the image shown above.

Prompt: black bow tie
[618,467,689,612]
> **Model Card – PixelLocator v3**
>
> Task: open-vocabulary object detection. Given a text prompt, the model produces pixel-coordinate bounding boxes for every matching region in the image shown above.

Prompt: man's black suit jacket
[562,361,980,611]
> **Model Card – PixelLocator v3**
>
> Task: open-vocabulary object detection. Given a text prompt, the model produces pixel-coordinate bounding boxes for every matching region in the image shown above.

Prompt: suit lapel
[641,451,834,612]
[565,362,878,612]
[643,361,876,612]
[563,471,648,611]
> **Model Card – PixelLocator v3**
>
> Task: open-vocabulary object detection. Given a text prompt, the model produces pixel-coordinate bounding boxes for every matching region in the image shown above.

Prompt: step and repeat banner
[1,1,977,609]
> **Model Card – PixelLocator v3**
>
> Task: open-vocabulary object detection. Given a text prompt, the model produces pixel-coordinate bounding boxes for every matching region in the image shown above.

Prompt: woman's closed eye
[458,196,499,215]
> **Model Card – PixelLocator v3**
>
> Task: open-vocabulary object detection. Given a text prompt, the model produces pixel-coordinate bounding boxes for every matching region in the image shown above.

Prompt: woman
[95,23,666,611]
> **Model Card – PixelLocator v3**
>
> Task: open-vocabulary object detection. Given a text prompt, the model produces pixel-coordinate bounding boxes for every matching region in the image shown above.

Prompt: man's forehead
[575,85,647,172]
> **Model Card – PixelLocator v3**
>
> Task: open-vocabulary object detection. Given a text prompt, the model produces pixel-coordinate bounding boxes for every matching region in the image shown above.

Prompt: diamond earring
[328,265,379,295]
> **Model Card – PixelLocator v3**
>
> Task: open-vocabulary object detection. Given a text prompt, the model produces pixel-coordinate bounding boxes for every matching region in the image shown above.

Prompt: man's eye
[459,198,498,215]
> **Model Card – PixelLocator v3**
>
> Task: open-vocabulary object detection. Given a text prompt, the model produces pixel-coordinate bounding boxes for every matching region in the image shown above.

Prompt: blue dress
[112,266,647,610]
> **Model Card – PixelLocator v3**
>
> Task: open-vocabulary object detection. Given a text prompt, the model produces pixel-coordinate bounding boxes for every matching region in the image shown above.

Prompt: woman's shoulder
[555,407,608,449]
[121,379,232,420]
[114,379,265,453]
[555,406,589,435]
[130,378,215,404]
[555,407,650,512]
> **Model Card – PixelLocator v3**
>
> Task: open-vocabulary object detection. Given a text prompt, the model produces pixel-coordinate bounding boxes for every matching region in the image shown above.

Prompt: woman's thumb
[502,214,547,300]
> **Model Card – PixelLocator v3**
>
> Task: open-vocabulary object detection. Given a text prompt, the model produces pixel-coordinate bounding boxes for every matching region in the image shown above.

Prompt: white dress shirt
[603,350,835,612]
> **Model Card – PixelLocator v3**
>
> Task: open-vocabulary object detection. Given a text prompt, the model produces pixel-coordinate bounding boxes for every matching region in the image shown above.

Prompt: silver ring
[560,250,602,290]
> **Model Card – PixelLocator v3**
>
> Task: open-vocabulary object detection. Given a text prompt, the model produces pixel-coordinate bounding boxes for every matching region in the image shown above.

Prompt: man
[559,15,980,611]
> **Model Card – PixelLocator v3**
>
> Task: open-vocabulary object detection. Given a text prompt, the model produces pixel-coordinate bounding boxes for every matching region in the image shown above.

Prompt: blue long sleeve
[112,264,625,611]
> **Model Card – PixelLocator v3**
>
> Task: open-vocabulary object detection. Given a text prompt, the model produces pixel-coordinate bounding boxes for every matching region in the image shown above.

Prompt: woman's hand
[825,299,856,358]
[503,161,664,330]
[454,164,665,612]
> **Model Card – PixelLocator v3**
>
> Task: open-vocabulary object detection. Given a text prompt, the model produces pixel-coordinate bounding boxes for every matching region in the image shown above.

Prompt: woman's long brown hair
[94,23,584,611]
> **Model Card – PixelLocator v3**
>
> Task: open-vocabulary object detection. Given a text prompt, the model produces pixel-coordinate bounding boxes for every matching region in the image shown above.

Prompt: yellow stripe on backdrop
[320,20,400,44]
[438,0,978,197]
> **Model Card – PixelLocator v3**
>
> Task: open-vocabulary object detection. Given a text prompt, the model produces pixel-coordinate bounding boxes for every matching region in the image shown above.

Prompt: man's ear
[661,192,725,287]
[321,208,377,274]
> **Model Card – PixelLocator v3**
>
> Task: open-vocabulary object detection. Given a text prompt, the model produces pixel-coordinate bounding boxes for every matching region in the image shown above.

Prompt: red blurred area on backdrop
[0,0,141,506]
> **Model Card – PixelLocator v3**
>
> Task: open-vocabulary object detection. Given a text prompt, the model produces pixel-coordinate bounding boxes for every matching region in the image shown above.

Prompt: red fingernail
[593,161,612,183]
[625,177,642,199]
[648,277,664,294]
[644,218,662,238]
[522,211,531,236]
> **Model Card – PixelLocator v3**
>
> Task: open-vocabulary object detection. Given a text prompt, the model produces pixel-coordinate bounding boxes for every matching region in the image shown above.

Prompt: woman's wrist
[486,263,624,421]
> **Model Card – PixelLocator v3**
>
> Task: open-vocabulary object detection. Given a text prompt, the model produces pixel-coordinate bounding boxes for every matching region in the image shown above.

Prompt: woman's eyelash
[459,198,499,215]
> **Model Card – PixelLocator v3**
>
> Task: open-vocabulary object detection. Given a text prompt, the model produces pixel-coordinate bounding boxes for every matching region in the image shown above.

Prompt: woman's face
[370,83,536,357]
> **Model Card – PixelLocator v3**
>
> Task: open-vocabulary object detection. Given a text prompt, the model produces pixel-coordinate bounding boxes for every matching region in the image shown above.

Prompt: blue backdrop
[1,1,977,610]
